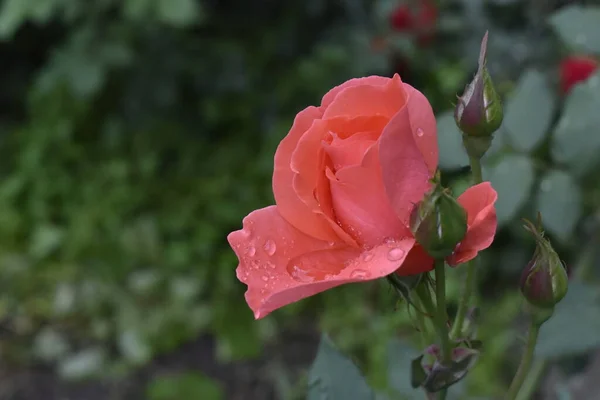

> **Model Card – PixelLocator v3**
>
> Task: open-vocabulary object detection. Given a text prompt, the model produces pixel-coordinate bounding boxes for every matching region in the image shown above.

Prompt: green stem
[414,296,430,347]
[450,156,484,339]
[450,260,476,339]
[505,322,541,400]
[434,260,452,363]
[416,281,449,400]
[515,360,546,400]
[469,156,483,184]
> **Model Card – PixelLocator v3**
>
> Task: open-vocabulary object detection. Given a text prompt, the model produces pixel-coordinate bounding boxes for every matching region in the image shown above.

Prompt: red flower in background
[390,0,438,46]
[559,55,599,95]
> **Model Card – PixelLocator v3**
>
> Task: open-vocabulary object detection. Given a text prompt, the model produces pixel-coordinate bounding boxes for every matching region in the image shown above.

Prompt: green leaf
[147,372,224,400]
[535,170,582,243]
[551,72,600,174]
[410,355,427,388]
[436,111,469,170]
[536,282,600,358]
[548,5,600,53]
[504,70,555,152]
[485,154,535,225]
[307,335,375,400]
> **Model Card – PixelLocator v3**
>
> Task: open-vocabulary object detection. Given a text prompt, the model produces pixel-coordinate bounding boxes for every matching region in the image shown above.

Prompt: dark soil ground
[0,329,320,400]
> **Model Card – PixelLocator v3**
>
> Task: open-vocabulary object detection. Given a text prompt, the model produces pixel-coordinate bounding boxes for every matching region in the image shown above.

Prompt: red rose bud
[454,31,503,141]
[560,55,599,95]
[410,183,467,259]
[390,0,438,46]
[519,216,568,310]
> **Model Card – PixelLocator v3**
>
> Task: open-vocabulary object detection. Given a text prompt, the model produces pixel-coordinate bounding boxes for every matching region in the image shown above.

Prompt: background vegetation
[0,0,599,399]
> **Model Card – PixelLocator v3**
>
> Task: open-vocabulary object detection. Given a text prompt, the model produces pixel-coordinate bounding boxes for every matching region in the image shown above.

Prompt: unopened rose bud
[410,183,467,259]
[454,32,503,159]
[519,216,568,310]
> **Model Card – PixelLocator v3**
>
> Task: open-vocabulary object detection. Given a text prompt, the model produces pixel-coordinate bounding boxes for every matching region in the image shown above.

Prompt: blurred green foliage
[0,0,600,399]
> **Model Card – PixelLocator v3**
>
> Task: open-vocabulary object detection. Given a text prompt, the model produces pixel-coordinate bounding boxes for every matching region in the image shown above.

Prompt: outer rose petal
[228,206,415,319]
[447,182,498,266]
[403,83,438,174]
[321,76,391,108]
[379,104,432,225]
[322,74,407,120]
[273,107,339,242]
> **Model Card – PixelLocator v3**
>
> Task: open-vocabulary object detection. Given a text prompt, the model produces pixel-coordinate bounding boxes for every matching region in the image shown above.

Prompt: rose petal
[273,107,339,242]
[396,244,434,276]
[323,131,379,171]
[228,206,415,319]
[329,144,411,247]
[321,76,392,108]
[323,74,407,120]
[447,182,498,266]
[404,83,438,174]
[379,105,432,225]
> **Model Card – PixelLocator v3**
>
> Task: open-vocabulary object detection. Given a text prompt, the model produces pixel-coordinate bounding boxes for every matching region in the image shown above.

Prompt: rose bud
[559,55,599,95]
[410,183,468,259]
[519,216,568,310]
[454,32,503,158]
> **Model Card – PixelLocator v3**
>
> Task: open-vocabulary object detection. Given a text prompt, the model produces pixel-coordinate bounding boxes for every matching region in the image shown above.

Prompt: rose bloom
[560,55,598,95]
[228,75,497,319]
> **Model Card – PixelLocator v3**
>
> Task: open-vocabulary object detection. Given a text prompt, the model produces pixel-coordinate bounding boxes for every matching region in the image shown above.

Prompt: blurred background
[0,0,599,399]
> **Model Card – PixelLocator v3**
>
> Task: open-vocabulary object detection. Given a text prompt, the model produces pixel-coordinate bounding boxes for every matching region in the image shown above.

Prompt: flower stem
[416,275,450,400]
[515,360,546,400]
[450,260,476,339]
[451,156,484,338]
[434,260,452,363]
[505,321,541,400]
[469,156,483,184]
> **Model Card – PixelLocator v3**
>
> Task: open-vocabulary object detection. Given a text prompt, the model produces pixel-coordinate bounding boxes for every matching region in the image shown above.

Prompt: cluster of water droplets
[238,228,281,288]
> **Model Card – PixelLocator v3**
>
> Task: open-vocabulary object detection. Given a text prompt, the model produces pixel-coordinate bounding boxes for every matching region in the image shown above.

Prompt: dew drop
[384,237,396,248]
[241,229,252,239]
[261,275,269,282]
[263,239,276,256]
[416,128,424,137]
[247,246,256,257]
[350,269,370,279]
[267,261,276,269]
[287,264,316,283]
[327,241,336,247]
[361,251,374,262]
[387,248,405,261]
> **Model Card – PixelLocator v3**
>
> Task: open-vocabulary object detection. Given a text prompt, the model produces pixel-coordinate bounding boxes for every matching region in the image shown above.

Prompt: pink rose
[228,75,497,319]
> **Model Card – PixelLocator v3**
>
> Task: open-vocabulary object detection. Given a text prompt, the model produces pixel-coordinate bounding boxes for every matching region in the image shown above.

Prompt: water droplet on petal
[384,237,396,247]
[247,246,256,257]
[361,251,374,262]
[416,128,424,137]
[387,248,406,261]
[327,241,336,247]
[287,264,316,283]
[350,269,371,279]
[267,261,276,269]
[263,239,276,256]
[261,275,269,282]
[241,229,252,239]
